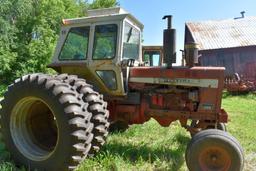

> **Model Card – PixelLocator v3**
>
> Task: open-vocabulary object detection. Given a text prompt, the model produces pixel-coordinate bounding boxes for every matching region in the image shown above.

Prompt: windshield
[59,26,90,60]
[123,22,140,60]
[93,24,118,60]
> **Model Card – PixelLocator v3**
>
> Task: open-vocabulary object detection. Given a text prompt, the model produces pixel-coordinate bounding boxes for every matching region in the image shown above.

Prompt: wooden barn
[185,16,256,80]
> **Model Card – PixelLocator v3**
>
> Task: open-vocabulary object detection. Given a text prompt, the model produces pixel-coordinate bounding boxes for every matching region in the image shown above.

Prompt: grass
[0,92,255,171]
[77,122,189,171]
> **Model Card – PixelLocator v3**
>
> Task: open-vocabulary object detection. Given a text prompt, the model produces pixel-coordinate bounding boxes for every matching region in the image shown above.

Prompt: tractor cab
[49,7,144,97]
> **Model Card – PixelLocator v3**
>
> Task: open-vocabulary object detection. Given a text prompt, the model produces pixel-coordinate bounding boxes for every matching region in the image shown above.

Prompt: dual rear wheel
[0,74,109,171]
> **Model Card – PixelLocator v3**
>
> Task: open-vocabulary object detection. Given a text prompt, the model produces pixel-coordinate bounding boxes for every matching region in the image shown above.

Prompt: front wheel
[186,129,244,171]
[190,120,227,136]
[207,122,227,131]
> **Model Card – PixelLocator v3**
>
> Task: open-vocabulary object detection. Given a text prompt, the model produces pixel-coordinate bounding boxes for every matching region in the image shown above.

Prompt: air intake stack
[163,15,176,68]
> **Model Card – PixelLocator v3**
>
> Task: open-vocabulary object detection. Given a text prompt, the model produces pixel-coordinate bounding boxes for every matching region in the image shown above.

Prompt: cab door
[87,21,125,97]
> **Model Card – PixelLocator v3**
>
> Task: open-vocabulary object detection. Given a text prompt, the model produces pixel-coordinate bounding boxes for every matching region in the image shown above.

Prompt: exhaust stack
[185,42,199,67]
[163,15,176,68]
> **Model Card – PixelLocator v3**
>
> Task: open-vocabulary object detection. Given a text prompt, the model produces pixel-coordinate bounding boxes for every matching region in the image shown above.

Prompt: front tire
[0,74,94,171]
[186,129,244,171]
[190,121,227,136]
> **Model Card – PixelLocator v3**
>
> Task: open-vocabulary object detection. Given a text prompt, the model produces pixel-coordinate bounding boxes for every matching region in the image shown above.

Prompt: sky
[118,0,256,63]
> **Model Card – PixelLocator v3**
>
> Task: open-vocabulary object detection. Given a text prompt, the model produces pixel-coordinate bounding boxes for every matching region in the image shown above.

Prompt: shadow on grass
[101,132,190,171]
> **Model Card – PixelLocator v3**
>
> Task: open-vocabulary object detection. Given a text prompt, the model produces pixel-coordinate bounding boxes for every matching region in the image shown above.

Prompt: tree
[0,0,118,84]
[89,0,119,9]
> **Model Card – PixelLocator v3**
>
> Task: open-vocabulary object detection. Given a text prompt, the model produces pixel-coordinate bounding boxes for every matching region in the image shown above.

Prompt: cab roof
[62,7,144,30]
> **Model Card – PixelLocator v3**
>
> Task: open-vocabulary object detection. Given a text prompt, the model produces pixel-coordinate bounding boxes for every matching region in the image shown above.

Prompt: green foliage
[0,85,7,97]
[0,0,118,84]
[89,0,119,9]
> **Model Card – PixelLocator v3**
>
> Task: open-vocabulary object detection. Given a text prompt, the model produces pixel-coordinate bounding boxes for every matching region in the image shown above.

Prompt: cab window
[59,26,90,60]
[96,70,117,90]
[93,24,118,60]
[123,22,140,60]
[143,51,161,66]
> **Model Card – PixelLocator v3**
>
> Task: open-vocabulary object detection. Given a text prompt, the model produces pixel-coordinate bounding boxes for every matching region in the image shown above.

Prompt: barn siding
[199,46,256,78]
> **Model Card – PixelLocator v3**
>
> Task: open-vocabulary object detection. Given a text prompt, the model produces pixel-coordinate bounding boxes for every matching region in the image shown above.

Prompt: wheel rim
[199,146,231,170]
[10,97,59,161]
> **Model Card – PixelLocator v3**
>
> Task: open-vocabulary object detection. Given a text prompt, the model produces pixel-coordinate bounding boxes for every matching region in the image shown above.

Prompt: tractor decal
[129,77,219,88]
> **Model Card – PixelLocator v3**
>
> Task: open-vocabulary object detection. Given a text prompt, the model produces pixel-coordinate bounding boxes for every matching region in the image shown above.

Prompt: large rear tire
[55,74,110,155]
[186,129,244,171]
[0,74,94,171]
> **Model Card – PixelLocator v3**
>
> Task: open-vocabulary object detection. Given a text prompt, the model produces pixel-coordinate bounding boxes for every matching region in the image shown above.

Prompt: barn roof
[186,16,256,50]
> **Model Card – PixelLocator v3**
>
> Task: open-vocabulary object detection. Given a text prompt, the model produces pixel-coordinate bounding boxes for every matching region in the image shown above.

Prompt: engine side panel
[108,66,227,128]
[128,66,225,113]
